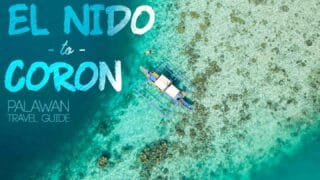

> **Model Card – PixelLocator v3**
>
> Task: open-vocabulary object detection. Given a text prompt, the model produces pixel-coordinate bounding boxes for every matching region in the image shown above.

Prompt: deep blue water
[252,129,320,180]
[0,0,139,178]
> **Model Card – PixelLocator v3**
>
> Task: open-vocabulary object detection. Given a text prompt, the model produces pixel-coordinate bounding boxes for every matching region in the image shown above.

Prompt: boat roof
[155,75,171,91]
[165,85,180,98]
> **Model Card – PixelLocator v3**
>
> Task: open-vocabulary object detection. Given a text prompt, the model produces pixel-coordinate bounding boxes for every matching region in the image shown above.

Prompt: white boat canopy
[155,75,172,91]
[165,85,180,99]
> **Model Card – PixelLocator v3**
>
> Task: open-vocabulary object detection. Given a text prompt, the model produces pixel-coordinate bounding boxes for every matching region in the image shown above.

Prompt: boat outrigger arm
[140,66,192,110]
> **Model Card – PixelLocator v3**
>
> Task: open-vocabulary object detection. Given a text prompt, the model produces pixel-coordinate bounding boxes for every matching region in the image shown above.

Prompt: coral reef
[139,140,169,178]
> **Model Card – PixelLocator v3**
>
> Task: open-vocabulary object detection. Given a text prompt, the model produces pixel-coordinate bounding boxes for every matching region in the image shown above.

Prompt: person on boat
[147,72,157,82]
[177,93,185,103]
[144,49,153,55]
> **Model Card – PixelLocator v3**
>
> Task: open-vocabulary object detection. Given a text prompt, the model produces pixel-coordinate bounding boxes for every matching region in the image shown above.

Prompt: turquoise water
[1,0,320,179]
[252,131,320,180]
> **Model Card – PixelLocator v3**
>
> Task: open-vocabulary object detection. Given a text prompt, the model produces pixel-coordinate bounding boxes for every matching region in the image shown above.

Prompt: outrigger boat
[140,66,192,110]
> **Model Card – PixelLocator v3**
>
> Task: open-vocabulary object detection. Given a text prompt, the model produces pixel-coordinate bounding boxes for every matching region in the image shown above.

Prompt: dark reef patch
[280,5,289,12]
[139,140,170,178]
[305,39,313,46]
[190,11,200,19]
[248,0,267,6]
[96,116,120,136]
[230,11,246,24]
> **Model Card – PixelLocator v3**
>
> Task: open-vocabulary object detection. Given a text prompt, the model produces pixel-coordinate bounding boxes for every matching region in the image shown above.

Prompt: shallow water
[1,0,320,179]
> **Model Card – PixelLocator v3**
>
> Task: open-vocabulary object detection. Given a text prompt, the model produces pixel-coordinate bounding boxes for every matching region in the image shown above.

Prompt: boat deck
[134,61,194,116]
